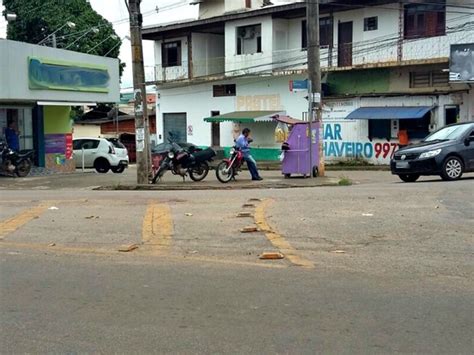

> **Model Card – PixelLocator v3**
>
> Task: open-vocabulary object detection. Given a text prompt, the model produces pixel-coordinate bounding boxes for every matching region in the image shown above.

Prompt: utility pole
[306,0,325,177]
[128,0,149,184]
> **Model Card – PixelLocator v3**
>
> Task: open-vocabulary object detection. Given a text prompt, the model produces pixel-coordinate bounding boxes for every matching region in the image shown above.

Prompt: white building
[143,0,474,164]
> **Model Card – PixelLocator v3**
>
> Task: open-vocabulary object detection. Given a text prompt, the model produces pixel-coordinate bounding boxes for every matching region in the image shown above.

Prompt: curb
[94,178,340,191]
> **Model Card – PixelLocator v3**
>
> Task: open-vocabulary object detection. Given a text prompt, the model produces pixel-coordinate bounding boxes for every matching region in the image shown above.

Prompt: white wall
[0,40,120,103]
[154,37,189,81]
[333,4,399,66]
[73,124,101,138]
[225,0,264,13]
[225,16,273,75]
[157,73,466,164]
[192,33,225,77]
[199,0,225,19]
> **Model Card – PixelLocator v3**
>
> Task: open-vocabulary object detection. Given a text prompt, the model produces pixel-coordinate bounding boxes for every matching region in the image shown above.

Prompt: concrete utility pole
[128,0,149,184]
[306,0,325,177]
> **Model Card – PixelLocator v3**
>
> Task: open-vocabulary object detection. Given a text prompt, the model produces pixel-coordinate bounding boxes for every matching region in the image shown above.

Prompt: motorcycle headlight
[230,148,236,155]
[419,149,441,159]
[168,151,175,159]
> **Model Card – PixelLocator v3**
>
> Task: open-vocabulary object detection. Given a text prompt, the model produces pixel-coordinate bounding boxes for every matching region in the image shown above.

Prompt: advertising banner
[450,43,474,82]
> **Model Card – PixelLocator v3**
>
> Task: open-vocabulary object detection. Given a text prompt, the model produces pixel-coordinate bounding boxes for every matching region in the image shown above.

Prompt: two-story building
[143,0,474,164]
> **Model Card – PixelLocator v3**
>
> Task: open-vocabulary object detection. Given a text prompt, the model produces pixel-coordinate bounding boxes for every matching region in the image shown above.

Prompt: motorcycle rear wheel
[216,161,234,183]
[189,162,209,182]
[16,159,32,177]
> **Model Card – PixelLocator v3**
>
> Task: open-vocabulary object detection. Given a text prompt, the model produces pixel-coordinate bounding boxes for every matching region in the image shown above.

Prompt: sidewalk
[98,170,340,191]
[0,166,342,190]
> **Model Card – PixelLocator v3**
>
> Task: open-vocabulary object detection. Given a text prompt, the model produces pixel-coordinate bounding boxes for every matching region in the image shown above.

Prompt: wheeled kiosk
[274,115,320,178]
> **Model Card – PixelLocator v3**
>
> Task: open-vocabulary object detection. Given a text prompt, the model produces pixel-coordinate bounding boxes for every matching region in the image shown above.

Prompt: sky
[0,0,198,90]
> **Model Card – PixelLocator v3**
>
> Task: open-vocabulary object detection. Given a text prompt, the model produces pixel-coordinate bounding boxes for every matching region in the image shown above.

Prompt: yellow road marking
[255,199,315,268]
[142,202,173,253]
[0,203,49,240]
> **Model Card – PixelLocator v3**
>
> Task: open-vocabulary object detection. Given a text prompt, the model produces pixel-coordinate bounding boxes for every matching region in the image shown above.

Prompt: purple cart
[274,115,320,178]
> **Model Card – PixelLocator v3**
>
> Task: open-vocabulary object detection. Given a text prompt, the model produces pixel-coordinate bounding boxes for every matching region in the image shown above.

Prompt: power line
[305,0,474,15]
[149,23,472,96]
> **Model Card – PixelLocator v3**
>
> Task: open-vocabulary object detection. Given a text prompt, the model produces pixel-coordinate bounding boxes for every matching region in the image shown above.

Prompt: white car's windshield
[424,125,471,142]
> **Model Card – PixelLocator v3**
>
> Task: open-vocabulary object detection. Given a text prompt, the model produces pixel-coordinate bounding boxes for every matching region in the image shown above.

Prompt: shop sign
[236,94,282,111]
[323,123,399,162]
[28,57,110,93]
[450,43,474,82]
[65,134,73,159]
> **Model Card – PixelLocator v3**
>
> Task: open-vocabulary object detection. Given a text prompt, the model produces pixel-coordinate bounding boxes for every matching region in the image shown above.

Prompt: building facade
[143,0,474,164]
[0,40,119,172]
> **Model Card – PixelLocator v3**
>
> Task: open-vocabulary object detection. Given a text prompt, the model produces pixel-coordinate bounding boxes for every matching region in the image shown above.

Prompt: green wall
[44,106,72,134]
[327,69,390,96]
[223,147,280,161]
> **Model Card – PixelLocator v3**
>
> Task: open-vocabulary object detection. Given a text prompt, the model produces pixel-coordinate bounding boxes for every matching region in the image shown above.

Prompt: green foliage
[338,176,353,186]
[70,106,84,121]
[3,0,125,76]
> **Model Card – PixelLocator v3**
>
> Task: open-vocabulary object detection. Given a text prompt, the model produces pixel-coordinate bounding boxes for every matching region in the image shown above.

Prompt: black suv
[391,122,474,182]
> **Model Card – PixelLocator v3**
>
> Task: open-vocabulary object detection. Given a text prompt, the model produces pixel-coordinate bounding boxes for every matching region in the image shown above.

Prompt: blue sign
[290,79,308,91]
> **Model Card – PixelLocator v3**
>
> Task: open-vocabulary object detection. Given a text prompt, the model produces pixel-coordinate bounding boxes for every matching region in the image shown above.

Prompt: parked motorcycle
[215,146,245,183]
[151,141,216,183]
[0,141,34,177]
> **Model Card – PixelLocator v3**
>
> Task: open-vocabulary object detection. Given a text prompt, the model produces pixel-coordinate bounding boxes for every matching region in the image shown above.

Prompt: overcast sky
[0,0,198,90]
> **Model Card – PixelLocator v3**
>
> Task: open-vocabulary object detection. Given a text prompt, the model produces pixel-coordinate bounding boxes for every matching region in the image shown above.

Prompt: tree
[3,0,125,76]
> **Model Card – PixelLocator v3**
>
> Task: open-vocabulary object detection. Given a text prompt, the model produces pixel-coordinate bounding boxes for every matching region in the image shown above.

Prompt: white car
[73,137,129,173]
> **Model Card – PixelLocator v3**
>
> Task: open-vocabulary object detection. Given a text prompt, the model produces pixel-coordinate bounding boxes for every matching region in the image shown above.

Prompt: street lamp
[5,13,17,21]
[38,21,76,47]
[64,27,99,50]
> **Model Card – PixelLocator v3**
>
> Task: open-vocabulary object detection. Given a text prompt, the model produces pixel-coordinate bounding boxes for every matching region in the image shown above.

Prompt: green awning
[204,111,284,123]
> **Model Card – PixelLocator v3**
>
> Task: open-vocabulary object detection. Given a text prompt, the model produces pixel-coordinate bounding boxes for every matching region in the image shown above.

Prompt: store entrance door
[0,108,34,150]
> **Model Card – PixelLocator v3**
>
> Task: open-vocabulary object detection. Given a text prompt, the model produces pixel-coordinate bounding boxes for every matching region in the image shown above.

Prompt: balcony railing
[150,27,468,82]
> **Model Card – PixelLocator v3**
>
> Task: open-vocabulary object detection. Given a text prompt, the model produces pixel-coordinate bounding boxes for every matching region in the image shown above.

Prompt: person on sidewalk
[4,120,20,152]
[235,128,263,181]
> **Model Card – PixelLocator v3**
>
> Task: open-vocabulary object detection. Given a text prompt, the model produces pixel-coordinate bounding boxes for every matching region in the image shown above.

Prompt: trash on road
[48,206,59,210]
[48,242,56,247]
[85,216,99,219]
[259,252,285,260]
[240,226,258,233]
[185,213,193,217]
[362,213,373,217]
[118,244,139,252]
[331,250,346,254]
[237,212,253,218]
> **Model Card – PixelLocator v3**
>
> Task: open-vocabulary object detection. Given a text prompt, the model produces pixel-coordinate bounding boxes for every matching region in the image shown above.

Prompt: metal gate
[163,113,187,143]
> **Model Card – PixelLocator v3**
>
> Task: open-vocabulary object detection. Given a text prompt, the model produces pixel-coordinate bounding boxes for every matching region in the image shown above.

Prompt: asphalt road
[1,170,473,353]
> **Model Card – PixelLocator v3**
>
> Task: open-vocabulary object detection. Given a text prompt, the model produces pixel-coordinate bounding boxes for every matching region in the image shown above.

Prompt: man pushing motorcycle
[235,128,263,181]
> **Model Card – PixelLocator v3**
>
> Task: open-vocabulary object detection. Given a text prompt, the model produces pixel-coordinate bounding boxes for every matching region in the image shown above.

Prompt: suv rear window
[74,139,100,150]
[107,139,126,149]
